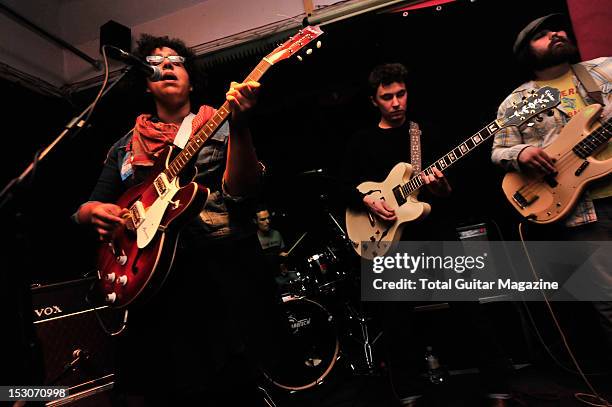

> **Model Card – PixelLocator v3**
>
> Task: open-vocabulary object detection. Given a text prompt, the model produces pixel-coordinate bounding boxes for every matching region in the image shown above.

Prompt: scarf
[128,105,216,166]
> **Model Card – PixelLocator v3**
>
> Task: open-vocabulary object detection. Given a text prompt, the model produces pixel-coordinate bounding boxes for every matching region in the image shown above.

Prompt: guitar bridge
[512,191,538,209]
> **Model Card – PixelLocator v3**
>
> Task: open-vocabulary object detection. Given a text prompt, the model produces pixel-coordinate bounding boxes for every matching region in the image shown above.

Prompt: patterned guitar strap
[409,121,422,175]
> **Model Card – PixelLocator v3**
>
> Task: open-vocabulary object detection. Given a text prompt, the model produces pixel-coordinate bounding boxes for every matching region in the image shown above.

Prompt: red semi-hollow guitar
[98,26,324,308]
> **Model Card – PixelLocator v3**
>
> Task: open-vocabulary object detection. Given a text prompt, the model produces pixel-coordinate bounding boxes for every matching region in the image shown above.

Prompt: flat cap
[513,13,569,55]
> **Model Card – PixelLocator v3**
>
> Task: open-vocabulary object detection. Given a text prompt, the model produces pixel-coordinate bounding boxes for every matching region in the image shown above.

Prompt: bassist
[491,14,612,354]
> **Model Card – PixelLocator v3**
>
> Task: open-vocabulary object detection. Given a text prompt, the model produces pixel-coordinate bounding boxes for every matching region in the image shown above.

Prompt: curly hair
[368,63,409,96]
[132,33,207,109]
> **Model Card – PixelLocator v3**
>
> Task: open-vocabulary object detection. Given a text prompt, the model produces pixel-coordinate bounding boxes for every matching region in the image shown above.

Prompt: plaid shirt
[492,57,612,227]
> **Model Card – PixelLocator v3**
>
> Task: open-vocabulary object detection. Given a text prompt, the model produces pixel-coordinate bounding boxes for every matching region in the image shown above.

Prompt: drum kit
[259,188,383,396]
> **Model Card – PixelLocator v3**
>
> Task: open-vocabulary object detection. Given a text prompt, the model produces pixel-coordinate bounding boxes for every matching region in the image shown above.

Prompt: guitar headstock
[264,26,324,65]
[501,86,560,128]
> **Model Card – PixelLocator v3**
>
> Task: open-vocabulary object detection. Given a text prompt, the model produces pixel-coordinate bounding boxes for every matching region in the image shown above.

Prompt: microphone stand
[0,67,132,386]
[0,67,132,210]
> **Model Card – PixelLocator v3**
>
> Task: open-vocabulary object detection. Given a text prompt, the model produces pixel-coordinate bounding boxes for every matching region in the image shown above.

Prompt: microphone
[106,46,163,81]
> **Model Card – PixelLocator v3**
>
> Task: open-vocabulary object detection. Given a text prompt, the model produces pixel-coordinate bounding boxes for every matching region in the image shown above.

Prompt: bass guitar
[98,26,324,307]
[502,103,612,224]
[346,87,560,259]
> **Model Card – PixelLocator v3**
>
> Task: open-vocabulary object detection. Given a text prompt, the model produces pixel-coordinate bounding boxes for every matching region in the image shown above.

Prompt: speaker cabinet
[99,20,131,54]
[31,277,122,405]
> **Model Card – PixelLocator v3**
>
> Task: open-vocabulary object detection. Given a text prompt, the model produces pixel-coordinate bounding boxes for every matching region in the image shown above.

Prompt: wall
[0,0,344,88]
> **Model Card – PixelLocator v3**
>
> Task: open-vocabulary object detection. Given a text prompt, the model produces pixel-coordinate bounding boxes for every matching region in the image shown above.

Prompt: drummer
[254,206,289,274]
[254,206,288,255]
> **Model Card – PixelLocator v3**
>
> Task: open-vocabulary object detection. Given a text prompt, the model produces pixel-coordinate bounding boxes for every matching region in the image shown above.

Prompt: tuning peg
[306,48,313,55]
[316,40,322,48]
[297,55,303,62]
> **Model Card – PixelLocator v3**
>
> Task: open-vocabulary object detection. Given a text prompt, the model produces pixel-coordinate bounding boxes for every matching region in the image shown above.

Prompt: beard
[532,39,580,70]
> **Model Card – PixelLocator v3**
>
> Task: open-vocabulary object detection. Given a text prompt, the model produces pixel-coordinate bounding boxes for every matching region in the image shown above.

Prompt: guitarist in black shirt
[341,63,513,407]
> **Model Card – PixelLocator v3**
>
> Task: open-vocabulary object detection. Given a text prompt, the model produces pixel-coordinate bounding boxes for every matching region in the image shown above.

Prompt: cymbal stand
[344,301,382,375]
[257,385,277,407]
[320,194,356,251]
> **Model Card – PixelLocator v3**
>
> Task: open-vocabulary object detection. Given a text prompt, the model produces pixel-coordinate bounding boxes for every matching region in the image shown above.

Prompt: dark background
[2,0,573,283]
[4,0,612,391]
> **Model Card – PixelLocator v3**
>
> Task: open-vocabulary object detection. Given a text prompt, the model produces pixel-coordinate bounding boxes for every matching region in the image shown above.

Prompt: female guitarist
[75,34,278,405]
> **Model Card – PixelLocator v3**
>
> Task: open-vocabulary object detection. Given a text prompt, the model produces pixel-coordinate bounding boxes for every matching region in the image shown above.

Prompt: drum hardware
[262,177,379,391]
[257,385,278,407]
[321,193,358,253]
[261,296,340,392]
[343,302,382,376]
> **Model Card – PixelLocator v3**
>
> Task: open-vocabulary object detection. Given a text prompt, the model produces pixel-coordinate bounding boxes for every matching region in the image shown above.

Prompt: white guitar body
[346,162,431,260]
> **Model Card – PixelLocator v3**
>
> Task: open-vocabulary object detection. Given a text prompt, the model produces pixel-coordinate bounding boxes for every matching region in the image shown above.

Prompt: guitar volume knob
[118,275,128,286]
[105,272,116,282]
[116,254,128,266]
[105,292,117,303]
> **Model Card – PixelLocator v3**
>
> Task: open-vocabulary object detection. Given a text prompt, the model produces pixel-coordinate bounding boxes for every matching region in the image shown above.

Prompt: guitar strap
[409,121,422,174]
[173,112,197,149]
[572,64,605,106]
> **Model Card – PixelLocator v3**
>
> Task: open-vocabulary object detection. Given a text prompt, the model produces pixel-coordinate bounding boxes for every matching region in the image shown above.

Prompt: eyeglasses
[145,55,186,66]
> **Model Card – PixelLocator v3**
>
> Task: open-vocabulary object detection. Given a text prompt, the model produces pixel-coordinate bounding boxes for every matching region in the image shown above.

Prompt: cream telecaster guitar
[346,87,561,259]
[502,104,612,224]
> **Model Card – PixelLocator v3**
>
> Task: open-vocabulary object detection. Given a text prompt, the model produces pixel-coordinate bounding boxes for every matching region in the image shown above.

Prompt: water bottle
[424,346,449,385]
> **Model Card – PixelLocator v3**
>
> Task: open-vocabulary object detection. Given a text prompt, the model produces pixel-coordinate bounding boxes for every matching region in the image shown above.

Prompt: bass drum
[262,296,339,391]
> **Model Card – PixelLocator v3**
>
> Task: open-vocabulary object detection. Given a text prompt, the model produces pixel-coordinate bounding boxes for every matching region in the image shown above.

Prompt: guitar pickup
[129,201,146,229]
[575,160,589,176]
[153,173,171,197]
[392,186,407,206]
[512,191,538,209]
[543,172,558,188]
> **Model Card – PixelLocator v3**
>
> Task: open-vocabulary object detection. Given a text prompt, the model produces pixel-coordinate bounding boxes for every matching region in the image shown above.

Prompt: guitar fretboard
[572,117,612,159]
[164,59,273,180]
[399,119,502,196]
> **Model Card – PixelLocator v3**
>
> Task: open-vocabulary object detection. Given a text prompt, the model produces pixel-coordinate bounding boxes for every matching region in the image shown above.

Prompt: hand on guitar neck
[420,167,451,198]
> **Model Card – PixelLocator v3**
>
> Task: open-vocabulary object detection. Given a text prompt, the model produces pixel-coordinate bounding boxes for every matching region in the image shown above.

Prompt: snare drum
[261,296,339,391]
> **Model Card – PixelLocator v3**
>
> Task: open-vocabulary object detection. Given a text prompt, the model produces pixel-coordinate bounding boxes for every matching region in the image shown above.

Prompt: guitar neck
[402,119,503,195]
[572,116,612,159]
[164,59,273,180]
